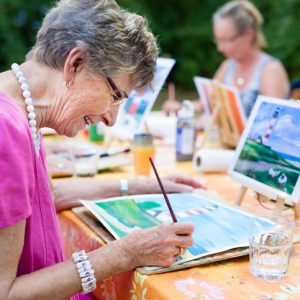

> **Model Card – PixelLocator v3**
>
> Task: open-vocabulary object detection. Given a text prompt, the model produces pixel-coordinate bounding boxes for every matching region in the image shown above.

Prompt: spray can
[176,100,196,161]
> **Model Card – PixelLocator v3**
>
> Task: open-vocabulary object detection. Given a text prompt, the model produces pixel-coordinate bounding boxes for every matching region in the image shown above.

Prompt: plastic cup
[249,216,295,281]
[132,133,155,176]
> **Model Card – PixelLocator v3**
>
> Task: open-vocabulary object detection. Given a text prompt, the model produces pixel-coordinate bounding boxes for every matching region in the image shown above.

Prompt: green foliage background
[1,0,299,90]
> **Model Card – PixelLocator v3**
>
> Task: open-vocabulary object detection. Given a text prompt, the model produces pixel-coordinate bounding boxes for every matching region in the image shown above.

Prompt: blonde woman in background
[164,0,289,117]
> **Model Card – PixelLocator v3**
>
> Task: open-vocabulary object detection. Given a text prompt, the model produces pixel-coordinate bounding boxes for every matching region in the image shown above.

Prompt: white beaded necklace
[11,63,40,155]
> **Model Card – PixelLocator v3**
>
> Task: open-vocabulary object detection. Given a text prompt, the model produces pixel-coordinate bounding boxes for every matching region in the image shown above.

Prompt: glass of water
[249,216,294,281]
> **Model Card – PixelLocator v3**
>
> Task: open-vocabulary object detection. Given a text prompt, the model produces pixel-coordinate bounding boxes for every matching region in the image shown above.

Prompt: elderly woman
[0,1,195,299]
[164,0,289,117]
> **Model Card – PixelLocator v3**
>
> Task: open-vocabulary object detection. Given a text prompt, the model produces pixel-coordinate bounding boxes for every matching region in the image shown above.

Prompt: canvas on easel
[194,78,246,149]
[208,81,246,148]
[228,96,300,217]
[106,57,175,141]
[193,76,213,116]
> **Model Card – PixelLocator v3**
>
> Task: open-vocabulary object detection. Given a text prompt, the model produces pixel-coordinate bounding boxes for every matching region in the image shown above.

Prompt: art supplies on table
[80,192,276,274]
[176,100,196,161]
[46,138,132,177]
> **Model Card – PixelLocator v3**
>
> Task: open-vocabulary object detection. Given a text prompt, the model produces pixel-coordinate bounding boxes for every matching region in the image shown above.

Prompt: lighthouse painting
[230,97,300,199]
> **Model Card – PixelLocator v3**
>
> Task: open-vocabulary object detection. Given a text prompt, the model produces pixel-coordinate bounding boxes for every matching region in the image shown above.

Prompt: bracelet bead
[72,250,97,294]
[76,260,91,269]
[79,269,95,278]
[78,264,92,273]
[73,254,88,263]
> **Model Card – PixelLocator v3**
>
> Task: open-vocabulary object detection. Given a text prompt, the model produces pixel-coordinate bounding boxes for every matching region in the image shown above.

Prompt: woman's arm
[261,61,290,99]
[0,220,81,300]
[1,220,194,300]
[52,175,205,212]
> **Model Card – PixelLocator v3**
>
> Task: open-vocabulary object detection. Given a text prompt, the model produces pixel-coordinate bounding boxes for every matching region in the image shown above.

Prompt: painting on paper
[229,96,300,202]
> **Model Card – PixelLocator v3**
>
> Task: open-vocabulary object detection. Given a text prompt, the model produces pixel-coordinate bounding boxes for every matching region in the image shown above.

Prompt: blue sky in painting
[248,102,300,157]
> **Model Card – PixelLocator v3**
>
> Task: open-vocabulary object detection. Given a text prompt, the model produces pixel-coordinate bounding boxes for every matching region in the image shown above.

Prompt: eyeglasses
[106,77,128,106]
[213,33,241,45]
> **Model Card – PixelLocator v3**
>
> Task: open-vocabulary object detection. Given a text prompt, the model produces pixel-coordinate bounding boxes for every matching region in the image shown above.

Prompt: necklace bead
[11,63,40,155]
[236,77,245,86]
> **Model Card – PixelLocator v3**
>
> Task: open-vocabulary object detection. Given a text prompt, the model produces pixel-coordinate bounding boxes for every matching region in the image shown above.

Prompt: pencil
[149,157,178,222]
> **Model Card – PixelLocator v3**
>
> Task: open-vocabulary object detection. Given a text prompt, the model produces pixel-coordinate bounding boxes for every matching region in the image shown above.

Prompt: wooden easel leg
[272,198,285,221]
[293,202,300,219]
[235,186,247,206]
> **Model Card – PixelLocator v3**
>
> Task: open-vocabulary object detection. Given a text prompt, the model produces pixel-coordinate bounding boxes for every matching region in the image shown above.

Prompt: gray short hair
[26,0,158,89]
[213,0,267,49]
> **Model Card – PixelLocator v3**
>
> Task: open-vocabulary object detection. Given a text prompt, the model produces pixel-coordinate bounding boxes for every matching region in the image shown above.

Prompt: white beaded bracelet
[72,250,97,294]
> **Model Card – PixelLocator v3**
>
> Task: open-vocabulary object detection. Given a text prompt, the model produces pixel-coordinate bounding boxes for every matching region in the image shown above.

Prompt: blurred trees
[0,0,51,67]
[0,0,299,89]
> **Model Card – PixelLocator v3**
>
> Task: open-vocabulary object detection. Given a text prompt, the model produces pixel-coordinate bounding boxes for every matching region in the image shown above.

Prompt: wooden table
[57,143,300,300]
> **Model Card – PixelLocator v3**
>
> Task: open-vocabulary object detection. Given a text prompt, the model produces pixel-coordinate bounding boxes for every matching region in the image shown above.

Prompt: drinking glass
[132,133,155,176]
[249,216,294,281]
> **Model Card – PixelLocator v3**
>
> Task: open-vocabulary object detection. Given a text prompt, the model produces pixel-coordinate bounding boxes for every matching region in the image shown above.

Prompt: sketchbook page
[107,57,176,141]
[228,96,300,203]
[81,193,276,268]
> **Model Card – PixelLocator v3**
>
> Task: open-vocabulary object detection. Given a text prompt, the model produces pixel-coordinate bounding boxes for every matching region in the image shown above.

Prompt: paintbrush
[149,157,177,222]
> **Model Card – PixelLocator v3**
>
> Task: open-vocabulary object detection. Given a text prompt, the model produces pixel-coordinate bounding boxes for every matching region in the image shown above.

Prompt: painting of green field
[234,139,300,194]
[95,199,161,238]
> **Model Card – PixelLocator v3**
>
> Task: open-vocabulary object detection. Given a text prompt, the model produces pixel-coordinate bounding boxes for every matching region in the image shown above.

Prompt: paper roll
[193,148,235,173]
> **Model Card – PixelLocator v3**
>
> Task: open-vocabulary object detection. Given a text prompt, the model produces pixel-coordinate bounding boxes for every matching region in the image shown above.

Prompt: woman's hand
[120,222,195,268]
[162,174,206,192]
[129,174,205,195]
[162,99,182,116]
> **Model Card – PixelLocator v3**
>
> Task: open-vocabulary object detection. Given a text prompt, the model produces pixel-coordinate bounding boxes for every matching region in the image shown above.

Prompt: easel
[199,81,243,149]
[234,185,300,220]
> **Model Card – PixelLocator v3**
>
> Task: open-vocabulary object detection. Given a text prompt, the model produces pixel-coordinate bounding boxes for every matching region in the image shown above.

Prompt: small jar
[132,133,155,176]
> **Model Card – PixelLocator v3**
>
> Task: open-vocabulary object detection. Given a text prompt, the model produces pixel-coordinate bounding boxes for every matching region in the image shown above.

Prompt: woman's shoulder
[0,92,32,149]
[213,59,232,81]
[261,53,287,75]
[260,53,289,98]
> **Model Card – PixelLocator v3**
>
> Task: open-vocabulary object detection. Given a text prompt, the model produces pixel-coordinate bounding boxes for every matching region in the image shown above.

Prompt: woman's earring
[66,81,71,88]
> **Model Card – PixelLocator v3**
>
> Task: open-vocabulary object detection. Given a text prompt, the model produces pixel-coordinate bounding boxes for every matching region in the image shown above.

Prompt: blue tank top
[224,54,276,117]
